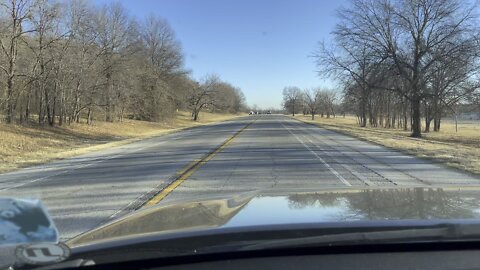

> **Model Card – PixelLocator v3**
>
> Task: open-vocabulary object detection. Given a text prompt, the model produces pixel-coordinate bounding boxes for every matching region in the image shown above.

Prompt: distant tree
[304,88,321,120]
[187,75,219,121]
[318,90,337,118]
[282,86,303,116]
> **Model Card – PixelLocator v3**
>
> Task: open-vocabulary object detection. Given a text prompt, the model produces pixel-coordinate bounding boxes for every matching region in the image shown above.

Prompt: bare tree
[326,0,480,137]
[318,90,337,118]
[187,75,219,121]
[93,2,135,122]
[141,14,183,78]
[424,44,480,132]
[62,0,101,125]
[282,86,303,116]
[0,0,246,126]
[304,88,321,120]
[314,42,382,127]
[26,0,65,125]
[0,0,35,123]
[231,87,246,113]
[134,14,185,120]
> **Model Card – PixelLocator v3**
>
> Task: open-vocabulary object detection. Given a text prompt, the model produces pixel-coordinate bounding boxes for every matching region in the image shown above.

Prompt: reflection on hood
[287,189,479,220]
[70,187,480,246]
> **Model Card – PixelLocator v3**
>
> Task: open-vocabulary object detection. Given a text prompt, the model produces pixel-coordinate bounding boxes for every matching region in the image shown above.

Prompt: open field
[0,111,243,173]
[293,114,480,176]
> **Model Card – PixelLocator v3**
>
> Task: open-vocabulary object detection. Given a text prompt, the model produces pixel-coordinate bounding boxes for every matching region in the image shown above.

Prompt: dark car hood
[69,187,480,246]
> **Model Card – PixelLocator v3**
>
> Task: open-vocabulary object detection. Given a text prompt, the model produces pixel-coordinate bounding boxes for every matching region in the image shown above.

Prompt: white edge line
[281,122,352,187]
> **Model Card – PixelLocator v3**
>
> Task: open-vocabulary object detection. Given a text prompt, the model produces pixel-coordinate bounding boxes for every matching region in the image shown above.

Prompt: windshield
[1,0,480,267]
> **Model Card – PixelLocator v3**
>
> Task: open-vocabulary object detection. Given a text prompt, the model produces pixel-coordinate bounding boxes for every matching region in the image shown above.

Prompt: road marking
[303,135,374,186]
[281,122,352,187]
[143,120,255,206]
[286,121,375,186]
[291,117,433,186]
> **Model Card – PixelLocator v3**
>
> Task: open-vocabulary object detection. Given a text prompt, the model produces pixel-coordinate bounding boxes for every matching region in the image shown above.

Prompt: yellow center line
[143,119,255,207]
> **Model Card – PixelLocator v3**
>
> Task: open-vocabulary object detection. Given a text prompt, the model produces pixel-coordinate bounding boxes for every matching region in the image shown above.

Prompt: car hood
[68,186,480,246]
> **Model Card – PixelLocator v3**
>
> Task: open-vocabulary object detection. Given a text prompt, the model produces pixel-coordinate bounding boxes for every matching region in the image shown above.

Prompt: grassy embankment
[0,111,243,173]
[294,114,480,175]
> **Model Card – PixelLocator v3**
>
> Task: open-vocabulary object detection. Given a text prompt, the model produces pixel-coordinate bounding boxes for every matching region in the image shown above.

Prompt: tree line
[0,0,246,126]
[312,0,480,137]
[282,86,337,120]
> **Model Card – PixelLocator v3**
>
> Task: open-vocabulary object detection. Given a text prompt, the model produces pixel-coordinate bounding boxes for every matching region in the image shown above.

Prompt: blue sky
[93,0,348,109]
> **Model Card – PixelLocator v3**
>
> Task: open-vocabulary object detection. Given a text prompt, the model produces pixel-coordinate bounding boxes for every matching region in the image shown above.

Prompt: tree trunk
[59,90,64,126]
[411,97,422,138]
[424,103,431,133]
[87,107,93,125]
[193,111,199,121]
[425,118,431,132]
[51,95,57,126]
[435,118,441,131]
[359,94,367,127]
[38,88,45,124]
[59,109,63,126]
[45,87,53,126]
[105,71,113,122]
[25,91,31,121]
[433,99,441,132]
[6,75,15,123]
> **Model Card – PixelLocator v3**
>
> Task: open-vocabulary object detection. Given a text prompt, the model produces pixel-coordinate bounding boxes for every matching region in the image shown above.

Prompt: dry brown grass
[0,111,244,173]
[293,114,480,175]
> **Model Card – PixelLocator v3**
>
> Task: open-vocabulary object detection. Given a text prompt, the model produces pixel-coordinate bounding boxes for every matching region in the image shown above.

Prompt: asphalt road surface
[0,115,479,239]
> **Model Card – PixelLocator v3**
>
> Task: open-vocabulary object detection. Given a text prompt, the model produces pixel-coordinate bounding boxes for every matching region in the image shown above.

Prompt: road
[0,115,479,239]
